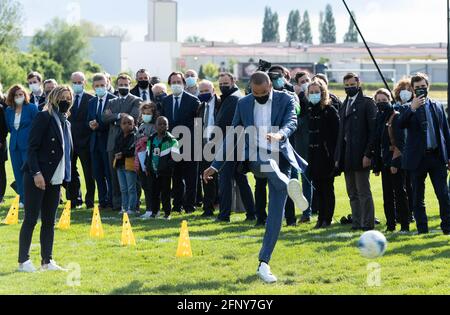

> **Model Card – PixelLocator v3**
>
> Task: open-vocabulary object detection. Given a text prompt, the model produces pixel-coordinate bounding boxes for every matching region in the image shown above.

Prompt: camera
[246,59,272,95]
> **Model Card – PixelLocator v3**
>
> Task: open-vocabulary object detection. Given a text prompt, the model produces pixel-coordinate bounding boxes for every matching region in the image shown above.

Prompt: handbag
[113,156,136,172]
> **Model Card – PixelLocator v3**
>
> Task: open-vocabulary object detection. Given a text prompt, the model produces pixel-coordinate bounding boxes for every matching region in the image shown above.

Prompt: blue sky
[18,0,448,44]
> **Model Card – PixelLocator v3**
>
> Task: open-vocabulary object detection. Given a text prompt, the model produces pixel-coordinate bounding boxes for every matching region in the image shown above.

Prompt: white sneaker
[119,209,126,215]
[41,260,68,272]
[287,179,309,211]
[140,211,153,219]
[257,262,277,283]
[18,260,37,273]
[19,202,24,209]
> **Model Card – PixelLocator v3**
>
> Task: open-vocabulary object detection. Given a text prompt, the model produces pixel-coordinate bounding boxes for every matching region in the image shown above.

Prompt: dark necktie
[142,91,147,101]
[96,99,103,121]
[204,103,211,141]
[174,97,180,121]
[73,95,80,116]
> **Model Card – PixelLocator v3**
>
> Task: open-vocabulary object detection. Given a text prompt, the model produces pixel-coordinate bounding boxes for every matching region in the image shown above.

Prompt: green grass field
[0,158,449,295]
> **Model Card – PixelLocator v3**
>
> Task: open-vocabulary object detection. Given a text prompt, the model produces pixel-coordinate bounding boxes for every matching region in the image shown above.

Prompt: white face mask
[301,82,310,92]
[15,96,25,106]
[399,90,413,103]
[171,84,184,96]
[29,83,41,94]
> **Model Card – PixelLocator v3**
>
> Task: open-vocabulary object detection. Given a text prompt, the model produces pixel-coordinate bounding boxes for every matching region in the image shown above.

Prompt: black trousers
[172,161,198,212]
[199,160,217,214]
[67,148,95,208]
[138,171,152,212]
[404,172,414,218]
[19,173,61,264]
[410,151,450,234]
[255,177,296,224]
[0,159,6,200]
[150,173,172,216]
[312,177,335,225]
[381,167,410,230]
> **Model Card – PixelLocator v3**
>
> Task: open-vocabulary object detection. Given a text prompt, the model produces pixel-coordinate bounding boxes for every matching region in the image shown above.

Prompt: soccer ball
[357,231,387,259]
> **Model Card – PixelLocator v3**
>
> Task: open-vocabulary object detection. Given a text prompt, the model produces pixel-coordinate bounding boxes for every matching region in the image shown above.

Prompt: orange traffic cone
[90,205,104,238]
[57,201,71,230]
[3,196,20,225]
[176,220,192,258]
[121,213,136,246]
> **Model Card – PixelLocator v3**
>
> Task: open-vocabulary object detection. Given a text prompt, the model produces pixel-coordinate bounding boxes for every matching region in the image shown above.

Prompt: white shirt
[139,88,151,100]
[254,91,278,153]
[51,113,65,185]
[14,113,21,130]
[97,94,107,114]
[172,92,184,118]
[204,97,216,140]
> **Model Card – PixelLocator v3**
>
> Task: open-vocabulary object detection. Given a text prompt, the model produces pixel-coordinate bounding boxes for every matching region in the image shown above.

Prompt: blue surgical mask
[95,87,107,98]
[308,93,322,105]
[155,93,167,103]
[273,78,285,90]
[185,77,197,88]
[142,115,153,123]
[399,90,412,103]
[72,84,84,94]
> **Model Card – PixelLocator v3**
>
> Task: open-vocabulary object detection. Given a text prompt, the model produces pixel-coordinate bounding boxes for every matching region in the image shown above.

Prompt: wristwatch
[33,172,42,178]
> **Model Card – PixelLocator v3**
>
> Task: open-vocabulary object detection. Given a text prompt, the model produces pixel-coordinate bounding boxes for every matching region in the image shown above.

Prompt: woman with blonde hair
[306,79,340,229]
[18,86,73,272]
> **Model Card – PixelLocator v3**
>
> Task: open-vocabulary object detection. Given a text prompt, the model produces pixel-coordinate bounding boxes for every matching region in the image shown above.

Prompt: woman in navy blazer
[4,85,39,205]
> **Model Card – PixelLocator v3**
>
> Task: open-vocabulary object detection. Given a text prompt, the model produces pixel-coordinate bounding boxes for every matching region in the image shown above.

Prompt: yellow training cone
[121,213,136,246]
[57,201,71,230]
[3,196,20,225]
[176,220,192,258]
[90,205,104,239]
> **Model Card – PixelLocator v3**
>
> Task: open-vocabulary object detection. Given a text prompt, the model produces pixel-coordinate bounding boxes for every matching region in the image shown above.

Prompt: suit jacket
[102,94,142,152]
[87,93,117,153]
[69,92,94,151]
[161,91,201,132]
[5,103,39,151]
[334,90,377,172]
[215,91,240,137]
[211,90,308,173]
[197,95,221,123]
[130,85,154,102]
[398,99,450,170]
[30,92,46,110]
[23,111,72,184]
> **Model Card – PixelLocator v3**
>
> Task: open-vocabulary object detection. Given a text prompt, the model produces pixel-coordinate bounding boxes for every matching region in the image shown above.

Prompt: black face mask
[414,88,428,99]
[220,86,232,96]
[119,88,130,97]
[345,86,360,98]
[58,100,71,113]
[377,102,393,113]
[138,80,150,89]
[255,94,270,104]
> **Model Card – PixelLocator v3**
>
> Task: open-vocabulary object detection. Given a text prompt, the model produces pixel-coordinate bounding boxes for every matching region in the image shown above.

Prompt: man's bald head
[250,71,272,98]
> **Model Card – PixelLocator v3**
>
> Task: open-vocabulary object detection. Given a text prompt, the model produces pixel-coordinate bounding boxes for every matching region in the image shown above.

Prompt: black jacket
[308,103,340,179]
[215,90,239,137]
[0,103,8,162]
[23,111,72,184]
[130,85,154,102]
[335,90,377,172]
[113,131,136,168]
[69,92,94,151]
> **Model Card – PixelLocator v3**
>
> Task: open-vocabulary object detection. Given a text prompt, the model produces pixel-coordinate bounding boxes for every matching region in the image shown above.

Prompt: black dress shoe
[443,231,450,235]
[255,220,266,227]
[362,227,374,231]
[245,216,256,222]
[172,207,182,214]
[299,217,311,223]
[385,227,396,233]
[418,230,429,235]
[314,221,323,229]
[86,203,94,210]
[286,221,297,227]
[374,218,381,225]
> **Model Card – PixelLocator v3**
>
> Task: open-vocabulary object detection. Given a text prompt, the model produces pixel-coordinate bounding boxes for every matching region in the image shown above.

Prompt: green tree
[0,0,23,47]
[0,47,27,88]
[202,63,219,81]
[198,65,205,80]
[262,7,277,42]
[343,11,359,43]
[286,10,301,42]
[31,18,90,79]
[299,10,313,44]
[19,49,64,83]
[272,12,280,43]
[320,4,336,44]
